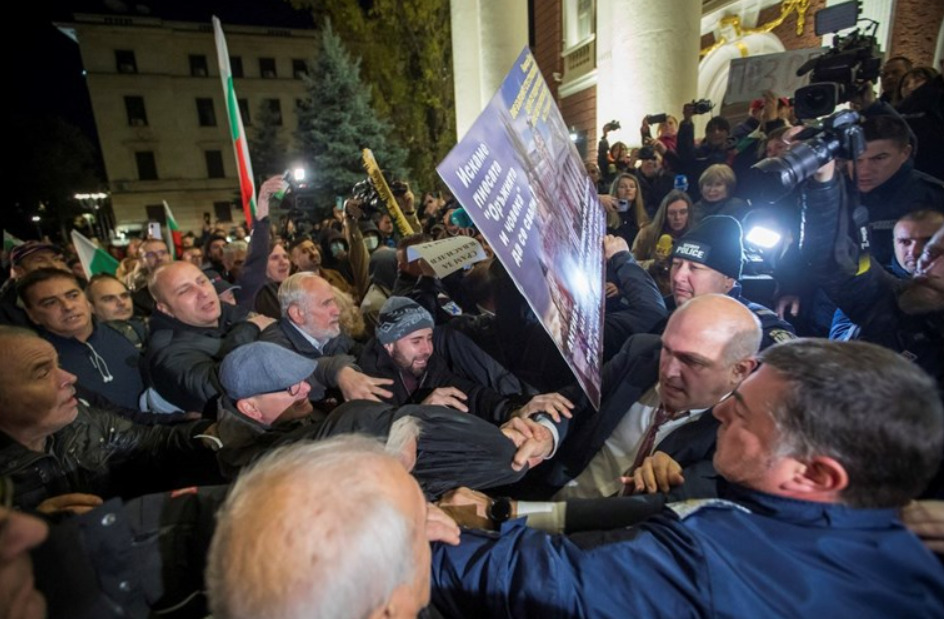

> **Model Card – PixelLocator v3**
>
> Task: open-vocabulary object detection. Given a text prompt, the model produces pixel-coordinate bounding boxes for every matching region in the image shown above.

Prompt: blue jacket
[431,484,944,618]
[44,321,145,411]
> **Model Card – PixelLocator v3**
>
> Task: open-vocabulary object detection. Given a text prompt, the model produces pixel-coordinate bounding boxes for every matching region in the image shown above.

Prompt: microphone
[655,234,674,260]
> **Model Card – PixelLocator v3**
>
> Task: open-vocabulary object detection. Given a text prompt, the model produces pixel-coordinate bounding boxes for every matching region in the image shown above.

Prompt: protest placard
[436,47,604,408]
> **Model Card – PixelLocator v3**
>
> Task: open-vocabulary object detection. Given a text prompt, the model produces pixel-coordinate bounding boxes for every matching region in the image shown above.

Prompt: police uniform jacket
[431,483,944,618]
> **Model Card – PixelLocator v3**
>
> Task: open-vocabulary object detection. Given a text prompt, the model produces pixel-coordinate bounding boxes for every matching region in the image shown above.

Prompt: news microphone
[655,234,674,260]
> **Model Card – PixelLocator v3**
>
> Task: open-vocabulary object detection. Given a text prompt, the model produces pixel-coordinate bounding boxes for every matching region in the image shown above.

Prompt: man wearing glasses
[131,238,172,316]
[212,341,553,496]
[431,339,944,617]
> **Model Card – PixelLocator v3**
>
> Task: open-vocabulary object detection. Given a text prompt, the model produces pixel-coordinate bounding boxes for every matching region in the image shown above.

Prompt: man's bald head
[148,261,221,327]
[659,295,762,413]
[671,294,763,357]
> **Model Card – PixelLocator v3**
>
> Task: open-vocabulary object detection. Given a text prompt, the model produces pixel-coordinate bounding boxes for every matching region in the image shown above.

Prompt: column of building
[450,0,529,140]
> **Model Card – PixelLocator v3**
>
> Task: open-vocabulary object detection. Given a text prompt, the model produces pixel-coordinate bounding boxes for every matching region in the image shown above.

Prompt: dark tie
[629,405,689,472]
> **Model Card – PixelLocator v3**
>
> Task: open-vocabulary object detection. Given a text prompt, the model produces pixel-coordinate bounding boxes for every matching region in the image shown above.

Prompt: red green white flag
[3,231,23,252]
[71,230,118,278]
[162,200,181,260]
[213,16,256,228]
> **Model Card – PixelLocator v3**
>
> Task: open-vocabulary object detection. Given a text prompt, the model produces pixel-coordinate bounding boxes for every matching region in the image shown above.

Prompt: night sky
[17,0,316,147]
[5,1,316,241]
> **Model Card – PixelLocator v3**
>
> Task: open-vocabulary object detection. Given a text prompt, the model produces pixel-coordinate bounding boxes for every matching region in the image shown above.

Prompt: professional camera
[793,1,881,119]
[751,109,865,202]
[350,178,386,219]
[685,99,714,116]
[602,120,621,133]
[278,167,318,211]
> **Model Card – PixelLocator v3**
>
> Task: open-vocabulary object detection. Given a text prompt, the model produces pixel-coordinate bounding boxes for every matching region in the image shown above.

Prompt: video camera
[751,109,865,202]
[793,1,881,119]
[749,1,877,201]
[278,167,318,212]
[349,178,408,220]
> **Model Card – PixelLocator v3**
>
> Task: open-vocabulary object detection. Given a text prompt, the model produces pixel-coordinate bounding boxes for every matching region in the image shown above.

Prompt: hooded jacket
[42,320,145,411]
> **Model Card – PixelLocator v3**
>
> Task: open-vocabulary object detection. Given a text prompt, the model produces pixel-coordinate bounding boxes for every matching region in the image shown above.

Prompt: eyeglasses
[262,382,304,397]
[144,250,168,260]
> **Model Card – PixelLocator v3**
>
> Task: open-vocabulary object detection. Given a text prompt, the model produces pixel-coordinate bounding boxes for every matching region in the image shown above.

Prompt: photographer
[597,121,632,188]
[850,114,944,270]
[640,114,679,155]
[633,146,675,215]
[341,198,372,301]
[671,101,734,201]
[799,159,943,394]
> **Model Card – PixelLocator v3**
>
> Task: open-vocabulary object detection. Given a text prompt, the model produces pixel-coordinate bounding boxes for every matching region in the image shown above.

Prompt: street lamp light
[74,192,111,241]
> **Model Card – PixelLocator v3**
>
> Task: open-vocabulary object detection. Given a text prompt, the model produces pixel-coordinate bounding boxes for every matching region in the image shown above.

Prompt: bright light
[75,193,108,200]
[569,129,579,142]
[292,168,306,181]
[746,226,782,249]
[31,216,41,222]
[570,268,591,298]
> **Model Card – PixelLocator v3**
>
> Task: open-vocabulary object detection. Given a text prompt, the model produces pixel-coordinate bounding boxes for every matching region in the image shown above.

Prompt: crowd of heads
[1,47,943,619]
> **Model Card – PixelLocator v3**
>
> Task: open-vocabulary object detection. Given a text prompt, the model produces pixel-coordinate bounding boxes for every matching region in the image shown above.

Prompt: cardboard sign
[406,236,487,279]
[725,47,825,104]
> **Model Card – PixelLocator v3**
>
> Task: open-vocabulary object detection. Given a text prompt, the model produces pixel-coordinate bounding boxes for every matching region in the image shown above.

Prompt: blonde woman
[606,173,650,246]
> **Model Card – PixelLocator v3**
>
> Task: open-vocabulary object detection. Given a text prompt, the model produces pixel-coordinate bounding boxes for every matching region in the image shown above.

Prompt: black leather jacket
[0,403,213,509]
[145,303,260,414]
[800,175,943,389]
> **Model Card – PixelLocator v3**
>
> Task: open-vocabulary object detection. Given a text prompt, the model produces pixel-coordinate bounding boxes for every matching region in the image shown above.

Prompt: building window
[115,49,137,74]
[561,0,596,89]
[292,58,307,79]
[124,96,148,126]
[205,150,225,179]
[264,98,283,126]
[214,201,234,223]
[230,55,244,78]
[259,57,277,78]
[196,98,217,127]
[238,98,252,125]
[136,151,158,180]
[563,0,595,49]
[189,54,209,77]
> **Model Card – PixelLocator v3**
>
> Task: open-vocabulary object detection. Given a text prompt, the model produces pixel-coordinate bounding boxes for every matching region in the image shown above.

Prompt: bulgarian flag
[71,230,118,278]
[162,200,182,259]
[3,231,23,252]
[213,16,256,227]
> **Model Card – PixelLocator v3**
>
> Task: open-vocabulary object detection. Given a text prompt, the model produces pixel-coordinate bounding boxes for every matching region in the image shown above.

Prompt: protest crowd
[2,45,944,619]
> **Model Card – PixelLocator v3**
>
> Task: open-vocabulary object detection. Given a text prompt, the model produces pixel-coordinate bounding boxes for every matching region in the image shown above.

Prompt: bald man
[517,294,762,501]
[145,261,273,414]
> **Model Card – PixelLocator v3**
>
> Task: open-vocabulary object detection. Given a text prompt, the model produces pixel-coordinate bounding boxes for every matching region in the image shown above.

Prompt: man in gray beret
[213,341,320,477]
[358,297,574,426]
[211,340,558,497]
